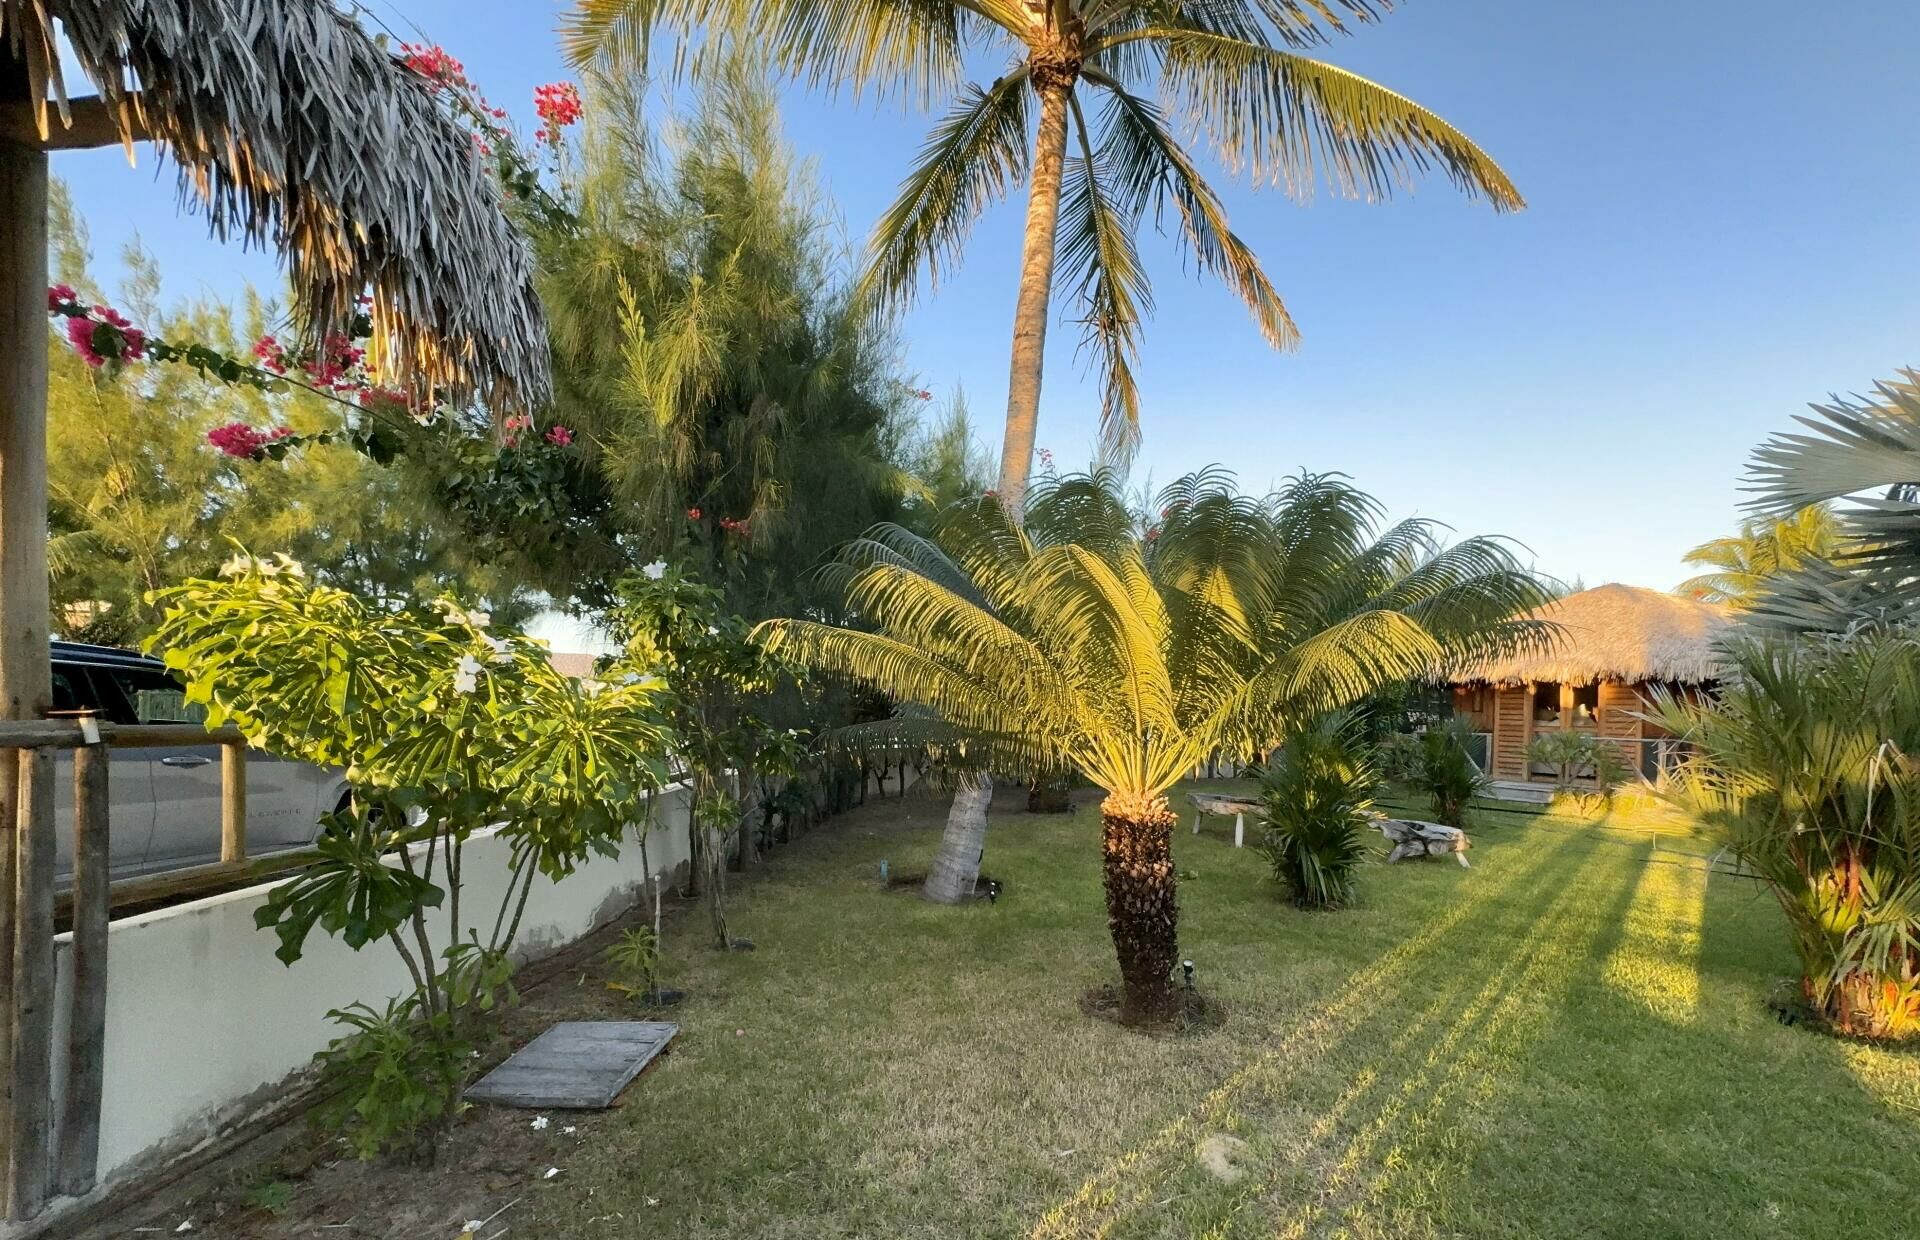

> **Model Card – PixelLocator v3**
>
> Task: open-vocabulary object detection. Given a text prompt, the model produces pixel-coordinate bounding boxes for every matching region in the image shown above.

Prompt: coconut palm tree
[563,1,1524,511]
[1676,505,1842,606]
[761,468,1548,1022]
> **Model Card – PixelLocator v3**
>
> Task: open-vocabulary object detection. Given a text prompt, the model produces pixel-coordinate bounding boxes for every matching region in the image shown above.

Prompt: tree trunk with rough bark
[996,78,1072,514]
[1101,793,1180,1024]
[923,774,993,903]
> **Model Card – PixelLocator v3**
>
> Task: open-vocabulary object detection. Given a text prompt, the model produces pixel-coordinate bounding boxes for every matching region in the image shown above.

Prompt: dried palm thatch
[1,0,548,409]
[1451,583,1731,687]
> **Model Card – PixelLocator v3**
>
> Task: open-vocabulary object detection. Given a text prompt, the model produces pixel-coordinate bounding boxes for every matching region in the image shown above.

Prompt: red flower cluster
[545,424,573,447]
[533,82,583,143]
[400,43,467,89]
[64,304,146,368]
[208,422,294,459]
[686,507,703,521]
[719,516,751,537]
[501,412,533,448]
[251,331,365,391]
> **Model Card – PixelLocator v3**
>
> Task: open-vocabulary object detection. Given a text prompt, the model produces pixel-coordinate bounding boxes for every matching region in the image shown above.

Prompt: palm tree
[1741,368,1920,632]
[761,469,1548,1022]
[1650,628,1920,1042]
[1675,505,1842,606]
[563,1,1524,511]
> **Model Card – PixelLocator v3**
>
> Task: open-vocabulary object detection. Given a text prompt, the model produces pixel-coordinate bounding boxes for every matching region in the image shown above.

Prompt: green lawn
[488,783,1915,1239]
[189,784,1920,1238]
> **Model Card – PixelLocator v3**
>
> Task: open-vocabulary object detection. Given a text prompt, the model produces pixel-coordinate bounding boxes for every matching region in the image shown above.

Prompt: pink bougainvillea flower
[65,316,104,367]
[533,82,583,129]
[545,425,573,447]
[206,423,293,459]
[47,284,76,312]
[400,43,466,88]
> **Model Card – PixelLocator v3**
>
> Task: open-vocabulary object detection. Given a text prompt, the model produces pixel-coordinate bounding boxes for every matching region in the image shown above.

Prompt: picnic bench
[1188,793,1266,848]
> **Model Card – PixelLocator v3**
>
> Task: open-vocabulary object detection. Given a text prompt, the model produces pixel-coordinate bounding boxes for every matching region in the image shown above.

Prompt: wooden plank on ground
[465,1021,677,1110]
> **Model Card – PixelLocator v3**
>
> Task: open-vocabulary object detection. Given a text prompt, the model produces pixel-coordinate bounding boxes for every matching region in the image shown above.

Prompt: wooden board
[465,1021,678,1110]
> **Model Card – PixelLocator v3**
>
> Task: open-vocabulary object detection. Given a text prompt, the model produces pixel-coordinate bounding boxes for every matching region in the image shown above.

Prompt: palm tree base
[1102,795,1180,1026]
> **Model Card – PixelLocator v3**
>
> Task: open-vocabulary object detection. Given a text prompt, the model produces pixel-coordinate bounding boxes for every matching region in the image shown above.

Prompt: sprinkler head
[1182,959,1195,989]
[986,879,1001,904]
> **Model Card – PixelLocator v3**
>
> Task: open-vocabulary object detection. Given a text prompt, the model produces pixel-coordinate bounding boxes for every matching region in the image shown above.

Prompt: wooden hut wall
[1492,686,1531,780]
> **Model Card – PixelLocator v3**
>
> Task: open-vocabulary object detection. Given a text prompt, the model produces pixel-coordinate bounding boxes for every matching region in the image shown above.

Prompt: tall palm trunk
[1101,792,1179,1024]
[923,773,993,903]
[996,78,1072,513]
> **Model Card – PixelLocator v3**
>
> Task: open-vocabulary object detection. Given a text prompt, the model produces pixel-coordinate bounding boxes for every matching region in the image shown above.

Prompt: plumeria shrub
[607,561,796,949]
[144,553,673,1154]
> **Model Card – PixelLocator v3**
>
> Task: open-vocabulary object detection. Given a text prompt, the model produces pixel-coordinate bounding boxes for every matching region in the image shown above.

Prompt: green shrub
[1526,730,1632,809]
[1259,718,1380,910]
[1415,721,1488,828]
[314,998,472,1162]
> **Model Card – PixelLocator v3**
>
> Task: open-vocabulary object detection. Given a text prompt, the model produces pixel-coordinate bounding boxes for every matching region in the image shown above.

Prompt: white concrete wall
[48,782,697,1185]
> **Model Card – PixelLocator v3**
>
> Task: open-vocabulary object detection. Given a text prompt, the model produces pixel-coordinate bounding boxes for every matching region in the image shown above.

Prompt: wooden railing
[0,719,247,1220]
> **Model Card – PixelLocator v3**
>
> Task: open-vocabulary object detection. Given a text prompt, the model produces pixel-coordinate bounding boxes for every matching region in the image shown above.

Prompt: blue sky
[51,0,1920,606]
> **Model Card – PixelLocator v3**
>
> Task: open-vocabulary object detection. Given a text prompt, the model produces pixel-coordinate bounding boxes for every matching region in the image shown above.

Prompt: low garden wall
[44,781,697,1189]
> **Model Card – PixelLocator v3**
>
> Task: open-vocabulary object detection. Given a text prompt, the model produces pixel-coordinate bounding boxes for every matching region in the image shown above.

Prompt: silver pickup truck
[51,641,349,882]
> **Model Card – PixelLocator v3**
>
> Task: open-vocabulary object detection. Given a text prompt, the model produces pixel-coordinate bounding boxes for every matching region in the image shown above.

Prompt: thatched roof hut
[3,0,550,408]
[1446,584,1731,789]
[1452,583,1731,688]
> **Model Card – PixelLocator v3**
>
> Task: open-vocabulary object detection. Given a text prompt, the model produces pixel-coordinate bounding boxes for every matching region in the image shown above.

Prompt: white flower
[468,610,491,630]
[461,1224,486,1236]
[531,1115,550,1130]
[706,626,719,636]
[642,560,667,580]
[218,554,252,579]
[483,634,514,665]
[452,653,482,695]
[406,805,428,828]
[561,1125,577,1135]
[452,672,477,695]
[271,553,307,579]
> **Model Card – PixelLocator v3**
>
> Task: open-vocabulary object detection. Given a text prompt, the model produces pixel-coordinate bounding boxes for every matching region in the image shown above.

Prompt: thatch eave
[2,0,549,410]
[1447,583,1732,688]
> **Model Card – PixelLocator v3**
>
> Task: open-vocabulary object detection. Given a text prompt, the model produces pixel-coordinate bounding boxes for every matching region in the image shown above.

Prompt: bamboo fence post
[58,744,109,1195]
[7,749,53,1219]
[220,741,247,864]
[1,73,54,1216]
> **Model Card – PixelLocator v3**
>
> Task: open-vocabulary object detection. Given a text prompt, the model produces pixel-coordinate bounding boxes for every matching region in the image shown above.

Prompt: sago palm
[760,468,1548,1022]
[1651,628,1920,1042]
[564,1,1524,510]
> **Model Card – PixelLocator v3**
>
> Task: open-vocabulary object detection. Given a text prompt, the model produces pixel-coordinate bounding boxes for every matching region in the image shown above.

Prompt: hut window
[1572,682,1600,723]
[1532,682,1562,724]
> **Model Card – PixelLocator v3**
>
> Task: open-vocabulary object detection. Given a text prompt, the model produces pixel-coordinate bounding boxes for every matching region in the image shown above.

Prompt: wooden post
[221,740,247,864]
[0,81,53,1217]
[8,749,53,1220]
[58,744,107,1195]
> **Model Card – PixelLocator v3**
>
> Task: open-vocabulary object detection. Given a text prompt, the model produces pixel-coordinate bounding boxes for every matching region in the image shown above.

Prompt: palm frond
[1060,93,1151,461]
[859,69,1031,313]
[1092,79,1299,350]
[1123,26,1524,208]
